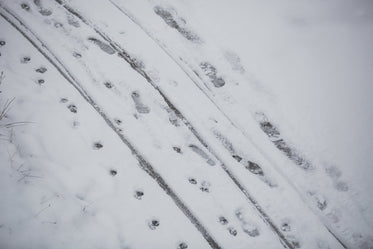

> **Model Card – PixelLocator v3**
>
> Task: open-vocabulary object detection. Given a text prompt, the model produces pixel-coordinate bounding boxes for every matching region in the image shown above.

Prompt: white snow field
[0,0,372,248]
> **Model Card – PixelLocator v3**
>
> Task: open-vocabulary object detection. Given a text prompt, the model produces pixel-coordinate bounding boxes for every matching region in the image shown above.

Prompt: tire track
[54,1,296,248]
[0,6,222,249]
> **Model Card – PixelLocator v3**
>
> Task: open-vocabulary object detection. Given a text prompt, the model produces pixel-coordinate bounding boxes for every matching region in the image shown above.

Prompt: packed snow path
[0,0,372,249]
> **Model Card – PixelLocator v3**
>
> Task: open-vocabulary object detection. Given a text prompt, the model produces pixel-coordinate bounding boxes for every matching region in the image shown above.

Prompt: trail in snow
[1,0,371,248]
[0,6,221,249]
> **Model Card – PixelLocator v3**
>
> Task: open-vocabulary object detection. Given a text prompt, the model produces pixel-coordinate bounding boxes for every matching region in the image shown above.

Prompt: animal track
[173,146,182,153]
[281,222,291,232]
[104,81,113,89]
[73,52,82,58]
[218,216,228,225]
[188,177,197,185]
[36,66,47,73]
[228,227,237,236]
[148,219,160,230]
[37,79,45,85]
[21,3,30,11]
[200,62,225,88]
[114,119,122,125]
[110,169,117,176]
[177,242,188,249]
[21,56,31,64]
[67,104,77,113]
[60,98,68,103]
[188,144,215,166]
[93,142,103,150]
[199,181,211,193]
[0,40,6,46]
[131,91,150,114]
[134,190,144,200]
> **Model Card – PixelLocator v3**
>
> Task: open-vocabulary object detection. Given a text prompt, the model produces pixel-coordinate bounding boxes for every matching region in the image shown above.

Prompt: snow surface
[0,0,372,249]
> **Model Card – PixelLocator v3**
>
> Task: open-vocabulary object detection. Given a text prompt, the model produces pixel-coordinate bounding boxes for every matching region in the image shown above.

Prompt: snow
[0,0,372,248]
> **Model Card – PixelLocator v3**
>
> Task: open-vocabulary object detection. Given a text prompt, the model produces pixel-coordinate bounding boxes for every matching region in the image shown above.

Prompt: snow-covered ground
[0,0,372,248]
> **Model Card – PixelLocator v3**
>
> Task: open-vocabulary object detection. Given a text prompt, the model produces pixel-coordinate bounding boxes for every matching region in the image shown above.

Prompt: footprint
[200,62,225,88]
[173,146,182,153]
[54,22,63,28]
[114,119,122,125]
[168,111,180,127]
[241,223,260,237]
[245,161,264,176]
[0,40,5,46]
[232,155,242,162]
[72,120,80,128]
[131,91,150,114]
[256,112,312,170]
[21,56,31,64]
[93,142,103,150]
[67,14,80,28]
[39,9,52,16]
[308,191,327,211]
[88,37,115,55]
[224,51,246,74]
[134,190,144,200]
[317,240,331,249]
[326,209,340,224]
[188,177,197,185]
[148,219,160,230]
[281,222,291,232]
[218,216,228,225]
[213,131,234,154]
[177,242,188,249]
[334,181,348,192]
[21,3,30,11]
[189,144,215,166]
[200,181,211,193]
[235,209,260,237]
[228,227,237,236]
[60,98,68,103]
[36,67,47,73]
[104,81,113,89]
[67,104,77,113]
[153,5,201,43]
[109,169,117,176]
[286,235,301,248]
[37,79,45,85]
[73,52,82,58]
